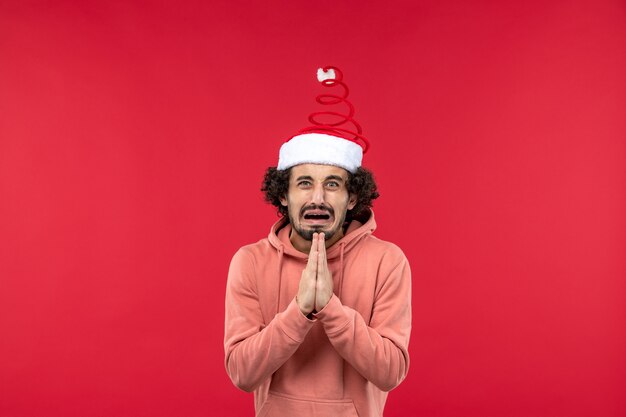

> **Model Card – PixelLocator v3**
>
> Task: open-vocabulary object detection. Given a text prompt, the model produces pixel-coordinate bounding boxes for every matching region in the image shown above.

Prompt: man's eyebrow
[294,175,346,183]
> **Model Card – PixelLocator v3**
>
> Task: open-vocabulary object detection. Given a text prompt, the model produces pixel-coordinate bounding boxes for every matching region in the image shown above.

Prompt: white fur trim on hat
[277,133,363,173]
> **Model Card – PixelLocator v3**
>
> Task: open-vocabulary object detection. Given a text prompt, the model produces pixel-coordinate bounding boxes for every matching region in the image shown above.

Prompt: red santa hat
[277,66,370,173]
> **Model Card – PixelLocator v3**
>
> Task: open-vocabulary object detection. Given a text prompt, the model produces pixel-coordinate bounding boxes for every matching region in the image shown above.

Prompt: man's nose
[310,184,325,205]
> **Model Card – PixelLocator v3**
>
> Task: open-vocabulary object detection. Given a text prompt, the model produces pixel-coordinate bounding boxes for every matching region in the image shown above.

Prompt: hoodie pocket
[258,391,359,417]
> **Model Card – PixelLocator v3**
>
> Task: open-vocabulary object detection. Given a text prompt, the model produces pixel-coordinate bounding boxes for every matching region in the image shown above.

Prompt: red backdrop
[1,1,625,416]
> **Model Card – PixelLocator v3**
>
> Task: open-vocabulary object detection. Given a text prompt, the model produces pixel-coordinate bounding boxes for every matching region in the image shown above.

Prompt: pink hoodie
[224,211,411,417]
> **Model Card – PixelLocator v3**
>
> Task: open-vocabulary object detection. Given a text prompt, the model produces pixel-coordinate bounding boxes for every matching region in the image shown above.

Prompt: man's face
[280,164,356,250]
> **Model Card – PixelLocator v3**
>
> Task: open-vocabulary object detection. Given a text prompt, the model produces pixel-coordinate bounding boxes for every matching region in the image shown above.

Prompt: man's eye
[298,181,312,187]
[326,182,339,188]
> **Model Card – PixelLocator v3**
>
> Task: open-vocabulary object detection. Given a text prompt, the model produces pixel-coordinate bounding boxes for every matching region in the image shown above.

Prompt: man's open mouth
[303,213,331,220]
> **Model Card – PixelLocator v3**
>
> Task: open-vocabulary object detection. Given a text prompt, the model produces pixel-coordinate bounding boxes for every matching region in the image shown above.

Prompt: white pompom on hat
[277,66,369,173]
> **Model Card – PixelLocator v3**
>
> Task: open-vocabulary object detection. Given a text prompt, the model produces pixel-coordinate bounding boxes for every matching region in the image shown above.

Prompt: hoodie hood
[267,210,377,259]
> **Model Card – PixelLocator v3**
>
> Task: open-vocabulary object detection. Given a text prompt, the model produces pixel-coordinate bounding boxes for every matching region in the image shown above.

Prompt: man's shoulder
[361,234,406,259]
[232,237,275,260]
[347,234,410,283]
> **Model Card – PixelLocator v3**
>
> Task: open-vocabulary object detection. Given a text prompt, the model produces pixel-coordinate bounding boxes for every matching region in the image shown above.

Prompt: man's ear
[347,194,357,210]
[279,195,288,207]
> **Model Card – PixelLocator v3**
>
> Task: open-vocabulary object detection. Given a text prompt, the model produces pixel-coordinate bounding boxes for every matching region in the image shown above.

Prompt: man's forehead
[290,163,350,180]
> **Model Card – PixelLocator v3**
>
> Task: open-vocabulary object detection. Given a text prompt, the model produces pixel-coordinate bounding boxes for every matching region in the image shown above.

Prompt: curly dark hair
[261,166,379,222]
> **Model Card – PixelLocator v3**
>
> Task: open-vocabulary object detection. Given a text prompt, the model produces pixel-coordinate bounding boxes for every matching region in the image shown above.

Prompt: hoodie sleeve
[314,250,411,392]
[224,248,315,392]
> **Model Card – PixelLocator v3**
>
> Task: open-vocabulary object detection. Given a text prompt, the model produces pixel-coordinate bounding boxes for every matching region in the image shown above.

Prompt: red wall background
[1,1,625,416]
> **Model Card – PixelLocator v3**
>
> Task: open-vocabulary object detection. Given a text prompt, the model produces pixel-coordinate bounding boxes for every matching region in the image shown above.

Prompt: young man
[224,67,411,417]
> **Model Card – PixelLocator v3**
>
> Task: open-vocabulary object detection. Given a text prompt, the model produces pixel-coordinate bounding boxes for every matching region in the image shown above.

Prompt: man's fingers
[307,233,318,267]
[318,233,326,264]
[317,234,328,275]
[298,233,319,316]
[314,232,333,311]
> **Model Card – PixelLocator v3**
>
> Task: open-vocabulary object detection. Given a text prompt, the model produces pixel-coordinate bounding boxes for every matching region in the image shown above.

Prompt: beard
[289,204,348,242]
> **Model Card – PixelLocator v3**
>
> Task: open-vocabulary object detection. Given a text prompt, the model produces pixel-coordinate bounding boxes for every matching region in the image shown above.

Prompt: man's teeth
[304,213,330,219]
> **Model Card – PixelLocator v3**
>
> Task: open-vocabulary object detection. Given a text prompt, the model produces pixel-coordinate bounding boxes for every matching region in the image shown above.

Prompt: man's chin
[296,225,335,241]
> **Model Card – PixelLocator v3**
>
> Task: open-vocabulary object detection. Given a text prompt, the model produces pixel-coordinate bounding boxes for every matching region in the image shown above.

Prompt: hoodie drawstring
[337,242,346,299]
[276,246,284,316]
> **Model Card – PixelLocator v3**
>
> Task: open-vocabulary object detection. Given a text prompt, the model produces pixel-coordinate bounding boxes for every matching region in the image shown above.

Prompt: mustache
[300,204,334,217]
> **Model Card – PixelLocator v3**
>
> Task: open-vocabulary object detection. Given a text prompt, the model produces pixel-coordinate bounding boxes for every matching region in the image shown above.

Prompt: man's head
[262,163,379,249]
[281,164,355,248]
